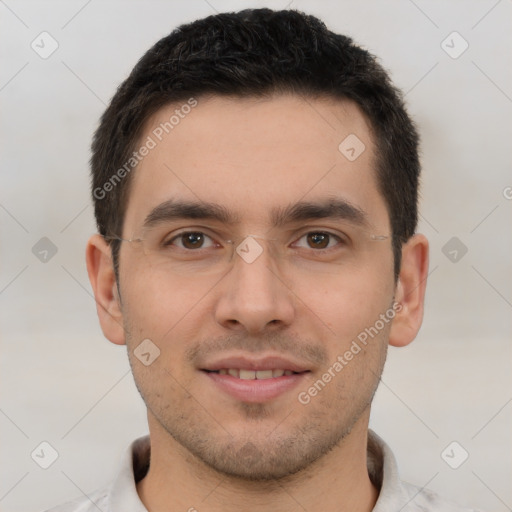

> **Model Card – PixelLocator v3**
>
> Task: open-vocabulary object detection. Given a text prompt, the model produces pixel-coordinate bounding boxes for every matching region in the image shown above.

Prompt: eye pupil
[308,233,329,249]
[182,232,204,249]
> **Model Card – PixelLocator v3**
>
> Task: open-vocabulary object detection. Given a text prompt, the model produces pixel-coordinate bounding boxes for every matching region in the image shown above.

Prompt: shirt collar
[368,430,411,511]
[108,435,150,512]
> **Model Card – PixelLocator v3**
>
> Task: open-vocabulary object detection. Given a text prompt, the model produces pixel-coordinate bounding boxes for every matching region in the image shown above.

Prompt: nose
[214,239,295,334]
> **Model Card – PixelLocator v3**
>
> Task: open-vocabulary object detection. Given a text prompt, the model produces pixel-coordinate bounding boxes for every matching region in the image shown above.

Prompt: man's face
[118,94,396,480]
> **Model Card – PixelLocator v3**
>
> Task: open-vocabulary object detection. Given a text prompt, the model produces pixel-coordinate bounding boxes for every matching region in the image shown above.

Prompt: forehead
[123,94,388,233]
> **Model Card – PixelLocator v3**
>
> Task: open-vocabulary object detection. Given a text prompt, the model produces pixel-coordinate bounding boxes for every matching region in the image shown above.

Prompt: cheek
[290,259,395,339]
[121,261,212,336]
[119,265,219,383]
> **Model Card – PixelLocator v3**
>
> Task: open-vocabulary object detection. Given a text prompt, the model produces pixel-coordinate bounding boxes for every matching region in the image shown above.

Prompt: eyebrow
[142,198,369,229]
[143,200,240,228]
[271,199,369,228]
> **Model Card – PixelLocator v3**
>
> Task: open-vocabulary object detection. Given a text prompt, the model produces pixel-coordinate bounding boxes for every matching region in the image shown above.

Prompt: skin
[86,94,429,512]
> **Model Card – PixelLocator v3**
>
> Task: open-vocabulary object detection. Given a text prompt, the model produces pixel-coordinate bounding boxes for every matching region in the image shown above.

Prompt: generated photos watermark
[93,97,198,201]
[297,301,402,405]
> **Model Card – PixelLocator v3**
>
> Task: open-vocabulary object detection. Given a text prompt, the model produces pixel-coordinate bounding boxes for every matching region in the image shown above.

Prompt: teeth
[256,370,273,380]
[239,369,256,380]
[214,369,298,379]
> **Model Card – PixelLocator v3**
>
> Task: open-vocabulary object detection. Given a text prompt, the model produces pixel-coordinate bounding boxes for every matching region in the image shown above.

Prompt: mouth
[203,368,306,379]
[199,355,311,403]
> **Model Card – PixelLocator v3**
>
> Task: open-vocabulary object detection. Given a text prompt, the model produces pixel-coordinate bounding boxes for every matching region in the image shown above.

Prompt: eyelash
[163,230,347,251]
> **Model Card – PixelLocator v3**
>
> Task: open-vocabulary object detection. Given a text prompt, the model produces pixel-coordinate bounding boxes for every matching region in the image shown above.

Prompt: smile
[205,368,302,379]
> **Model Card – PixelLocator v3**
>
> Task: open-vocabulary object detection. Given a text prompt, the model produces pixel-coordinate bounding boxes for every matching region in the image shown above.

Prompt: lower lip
[203,371,309,403]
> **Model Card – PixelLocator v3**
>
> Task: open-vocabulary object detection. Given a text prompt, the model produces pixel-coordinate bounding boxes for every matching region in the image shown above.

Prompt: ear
[85,234,126,345]
[389,234,429,348]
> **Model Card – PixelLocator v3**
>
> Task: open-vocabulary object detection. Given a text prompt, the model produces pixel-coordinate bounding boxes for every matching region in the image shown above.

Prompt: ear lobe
[85,234,126,345]
[388,234,429,348]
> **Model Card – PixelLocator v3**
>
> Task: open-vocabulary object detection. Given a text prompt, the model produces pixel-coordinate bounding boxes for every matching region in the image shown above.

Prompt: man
[47,8,480,512]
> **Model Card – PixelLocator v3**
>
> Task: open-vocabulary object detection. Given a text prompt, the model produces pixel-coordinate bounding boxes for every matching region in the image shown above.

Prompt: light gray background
[1,1,511,511]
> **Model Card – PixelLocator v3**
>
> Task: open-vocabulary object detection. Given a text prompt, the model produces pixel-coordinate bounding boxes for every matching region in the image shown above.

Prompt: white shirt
[44,430,483,512]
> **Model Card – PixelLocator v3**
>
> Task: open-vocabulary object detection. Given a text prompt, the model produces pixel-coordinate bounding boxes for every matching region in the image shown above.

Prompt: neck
[136,411,379,512]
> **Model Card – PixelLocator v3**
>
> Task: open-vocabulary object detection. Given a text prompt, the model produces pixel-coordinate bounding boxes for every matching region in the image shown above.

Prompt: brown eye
[292,231,345,251]
[166,231,216,250]
[181,232,205,249]
[307,232,330,249]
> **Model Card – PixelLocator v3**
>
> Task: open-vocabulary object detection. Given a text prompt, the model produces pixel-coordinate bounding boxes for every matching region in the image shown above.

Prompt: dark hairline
[93,9,419,283]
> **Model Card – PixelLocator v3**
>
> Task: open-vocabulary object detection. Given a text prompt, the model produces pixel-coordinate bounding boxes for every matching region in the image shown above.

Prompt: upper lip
[200,354,311,372]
